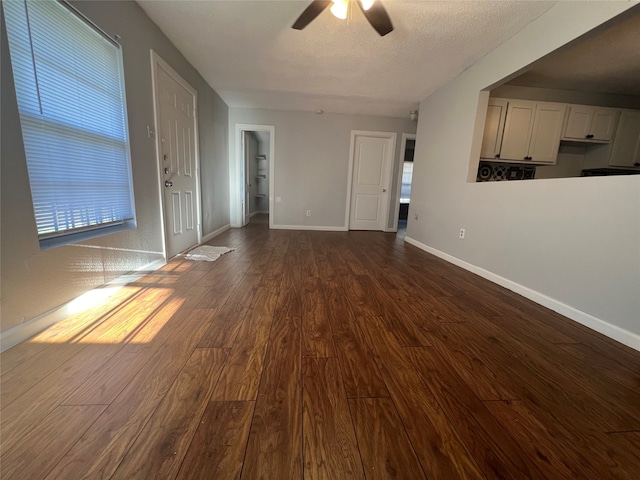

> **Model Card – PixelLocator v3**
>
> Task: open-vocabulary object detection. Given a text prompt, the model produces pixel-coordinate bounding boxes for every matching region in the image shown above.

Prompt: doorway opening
[395,134,416,236]
[242,131,271,226]
[235,124,274,229]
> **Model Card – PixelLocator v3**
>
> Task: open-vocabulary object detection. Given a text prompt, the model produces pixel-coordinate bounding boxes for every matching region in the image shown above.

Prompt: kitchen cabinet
[500,100,566,164]
[480,98,507,159]
[562,105,619,142]
[582,109,640,170]
[608,110,640,167]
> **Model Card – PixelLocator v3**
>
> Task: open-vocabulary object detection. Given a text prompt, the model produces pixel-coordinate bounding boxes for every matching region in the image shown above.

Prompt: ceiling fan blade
[292,0,332,30]
[357,0,394,36]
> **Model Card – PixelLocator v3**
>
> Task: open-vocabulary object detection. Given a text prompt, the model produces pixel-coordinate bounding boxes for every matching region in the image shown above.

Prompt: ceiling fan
[292,0,394,37]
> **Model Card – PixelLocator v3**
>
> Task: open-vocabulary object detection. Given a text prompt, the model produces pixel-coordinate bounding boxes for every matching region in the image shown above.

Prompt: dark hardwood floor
[2,214,640,479]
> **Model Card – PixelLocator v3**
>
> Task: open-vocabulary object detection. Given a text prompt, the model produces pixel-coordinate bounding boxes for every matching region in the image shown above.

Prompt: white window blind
[4,0,135,249]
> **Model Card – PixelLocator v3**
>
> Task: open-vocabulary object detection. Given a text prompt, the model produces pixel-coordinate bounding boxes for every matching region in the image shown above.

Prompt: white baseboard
[0,258,166,353]
[271,224,348,232]
[201,224,231,243]
[404,236,640,352]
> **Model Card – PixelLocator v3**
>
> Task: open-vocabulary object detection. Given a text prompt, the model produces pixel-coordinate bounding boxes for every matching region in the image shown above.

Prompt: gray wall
[228,108,416,229]
[1,1,229,334]
[407,2,640,339]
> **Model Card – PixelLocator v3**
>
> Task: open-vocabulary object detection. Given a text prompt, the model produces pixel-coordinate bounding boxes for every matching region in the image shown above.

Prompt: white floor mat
[185,245,234,262]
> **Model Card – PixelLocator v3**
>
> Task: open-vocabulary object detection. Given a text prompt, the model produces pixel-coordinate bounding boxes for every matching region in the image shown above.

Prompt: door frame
[391,133,416,232]
[345,130,397,231]
[150,50,202,261]
[233,124,275,229]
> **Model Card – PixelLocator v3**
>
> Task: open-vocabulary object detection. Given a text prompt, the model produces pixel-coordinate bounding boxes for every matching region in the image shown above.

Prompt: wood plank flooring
[2,214,640,479]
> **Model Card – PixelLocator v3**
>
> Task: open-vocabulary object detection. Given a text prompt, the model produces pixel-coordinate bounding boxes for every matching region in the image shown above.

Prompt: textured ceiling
[507,6,640,97]
[137,0,556,118]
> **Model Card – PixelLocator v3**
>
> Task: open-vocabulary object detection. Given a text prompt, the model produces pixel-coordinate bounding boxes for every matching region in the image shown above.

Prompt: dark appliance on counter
[476,162,536,182]
[581,168,640,177]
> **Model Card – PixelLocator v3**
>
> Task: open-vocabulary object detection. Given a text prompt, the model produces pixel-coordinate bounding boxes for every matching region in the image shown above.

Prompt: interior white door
[157,66,198,258]
[349,135,394,230]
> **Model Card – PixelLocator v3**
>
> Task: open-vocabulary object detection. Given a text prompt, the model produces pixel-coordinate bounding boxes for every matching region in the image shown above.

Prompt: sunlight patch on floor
[28,287,184,345]
[67,286,123,315]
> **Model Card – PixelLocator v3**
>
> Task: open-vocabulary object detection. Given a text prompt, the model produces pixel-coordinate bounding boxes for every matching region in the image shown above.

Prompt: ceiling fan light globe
[330,0,348,20]
[360,0,375,11]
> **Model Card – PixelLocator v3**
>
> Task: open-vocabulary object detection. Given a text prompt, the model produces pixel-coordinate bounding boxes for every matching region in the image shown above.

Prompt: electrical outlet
[306,210,311,217]
[459,228,466,239]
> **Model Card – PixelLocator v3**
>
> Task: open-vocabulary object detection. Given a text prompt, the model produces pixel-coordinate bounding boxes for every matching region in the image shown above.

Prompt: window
[400,161,413,203]
[4,0,135,249]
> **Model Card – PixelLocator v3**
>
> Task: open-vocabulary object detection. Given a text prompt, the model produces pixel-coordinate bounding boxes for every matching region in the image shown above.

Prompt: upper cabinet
[479,97,639,172]
[530,103,568,163]
[500,100,566,164]
[480,98,507,159]
[499,100,535,161]
[608,110,640,167]
[583,110,640,169]
[562,105,620,142]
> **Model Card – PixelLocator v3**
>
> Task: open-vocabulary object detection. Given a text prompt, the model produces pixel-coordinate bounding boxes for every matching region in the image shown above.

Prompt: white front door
[156,62,199,258]
[349,133,395,230]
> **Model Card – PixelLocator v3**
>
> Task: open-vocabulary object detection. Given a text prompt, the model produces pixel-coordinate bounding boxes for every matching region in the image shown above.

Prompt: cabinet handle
[634,163,640,167]
[495,154,500,159]
[524,156,532,161]
[586,134,594,139]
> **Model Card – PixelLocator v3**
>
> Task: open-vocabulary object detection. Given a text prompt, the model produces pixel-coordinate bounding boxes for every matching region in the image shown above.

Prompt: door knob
[165,180,173,188]
[382,188,387,192]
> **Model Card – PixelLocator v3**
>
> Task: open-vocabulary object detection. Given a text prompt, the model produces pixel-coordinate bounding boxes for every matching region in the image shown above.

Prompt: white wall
[407,2,640,346]
[1,1,229,337]
[228,108,416,229]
